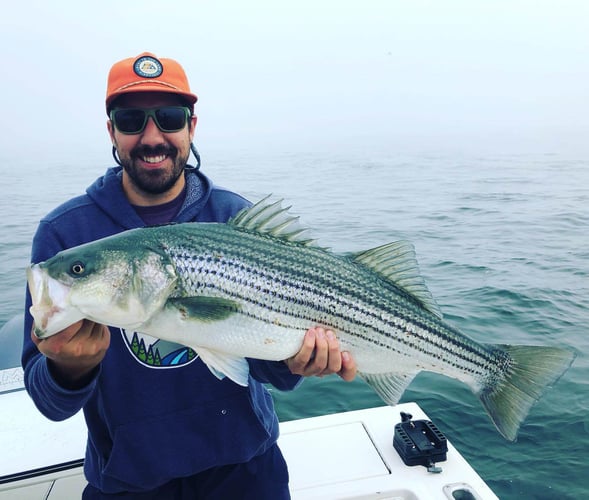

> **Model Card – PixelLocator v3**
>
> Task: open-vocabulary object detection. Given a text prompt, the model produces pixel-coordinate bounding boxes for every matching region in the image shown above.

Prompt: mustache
[131,144,177,159]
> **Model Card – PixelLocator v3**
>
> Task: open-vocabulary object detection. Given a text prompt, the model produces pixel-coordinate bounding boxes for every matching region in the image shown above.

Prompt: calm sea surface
[1,150,587,499]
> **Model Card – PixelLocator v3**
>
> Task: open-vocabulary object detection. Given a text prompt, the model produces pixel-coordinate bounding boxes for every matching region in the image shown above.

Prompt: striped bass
[27,197,575,440]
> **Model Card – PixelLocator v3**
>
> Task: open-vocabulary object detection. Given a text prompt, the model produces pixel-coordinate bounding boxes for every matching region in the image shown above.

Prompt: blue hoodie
[22,166,302,493]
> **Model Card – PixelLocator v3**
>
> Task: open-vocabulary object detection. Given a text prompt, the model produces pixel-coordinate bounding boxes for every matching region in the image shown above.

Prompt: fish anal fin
[166,296,240,322]
[352,241,442,319]
[360,371,418,406]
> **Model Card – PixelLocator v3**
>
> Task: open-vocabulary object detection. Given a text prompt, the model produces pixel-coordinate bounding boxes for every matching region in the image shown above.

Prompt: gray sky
[2,0,588,158]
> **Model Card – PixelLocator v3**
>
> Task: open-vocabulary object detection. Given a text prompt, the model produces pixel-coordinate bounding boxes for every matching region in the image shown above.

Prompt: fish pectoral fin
[195,347,250,387]
[359,371,418,406]
[166,297,240,322]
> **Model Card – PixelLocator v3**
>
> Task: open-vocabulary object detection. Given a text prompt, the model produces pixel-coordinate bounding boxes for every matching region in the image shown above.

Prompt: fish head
[28,235,178,338]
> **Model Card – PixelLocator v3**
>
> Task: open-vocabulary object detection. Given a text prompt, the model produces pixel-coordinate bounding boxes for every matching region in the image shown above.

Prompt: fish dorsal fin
[353,241,442,319]
[229,195,317,246]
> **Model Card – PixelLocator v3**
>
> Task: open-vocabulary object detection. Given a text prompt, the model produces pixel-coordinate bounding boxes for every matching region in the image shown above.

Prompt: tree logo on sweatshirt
[121,329,197,368]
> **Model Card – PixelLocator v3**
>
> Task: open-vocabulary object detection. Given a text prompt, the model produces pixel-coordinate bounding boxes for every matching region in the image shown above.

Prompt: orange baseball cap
[105,52,198,112]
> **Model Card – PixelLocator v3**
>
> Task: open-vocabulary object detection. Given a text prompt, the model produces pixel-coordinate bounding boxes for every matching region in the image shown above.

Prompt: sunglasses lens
[112,107,188,134]
[155,107,188,132]
[113,109,146,133]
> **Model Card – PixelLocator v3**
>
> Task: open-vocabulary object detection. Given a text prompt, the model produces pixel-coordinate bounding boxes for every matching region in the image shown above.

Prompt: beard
[119,143,189,195]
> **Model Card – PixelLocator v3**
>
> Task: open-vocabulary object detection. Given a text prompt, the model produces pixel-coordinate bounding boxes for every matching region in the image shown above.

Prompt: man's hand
[285,326,357,381]
[31,319,110,389]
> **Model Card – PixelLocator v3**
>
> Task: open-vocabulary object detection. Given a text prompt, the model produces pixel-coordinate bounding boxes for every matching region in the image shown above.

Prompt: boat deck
[0,378,496,499]
[281,402,496,499]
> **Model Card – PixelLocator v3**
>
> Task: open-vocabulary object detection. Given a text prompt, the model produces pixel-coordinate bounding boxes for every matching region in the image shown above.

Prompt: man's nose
[140,116,165,142]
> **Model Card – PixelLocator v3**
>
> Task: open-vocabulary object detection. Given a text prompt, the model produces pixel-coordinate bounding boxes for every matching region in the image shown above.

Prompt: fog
[2,0,588,160]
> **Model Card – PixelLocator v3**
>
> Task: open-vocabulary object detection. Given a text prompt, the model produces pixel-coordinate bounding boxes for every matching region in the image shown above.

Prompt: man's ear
[107,119,116,143]
[189,115,198,137]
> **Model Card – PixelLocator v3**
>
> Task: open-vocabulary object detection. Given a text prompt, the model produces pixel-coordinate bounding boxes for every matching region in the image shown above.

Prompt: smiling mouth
[142,154,168,164]
[132,144,177,165]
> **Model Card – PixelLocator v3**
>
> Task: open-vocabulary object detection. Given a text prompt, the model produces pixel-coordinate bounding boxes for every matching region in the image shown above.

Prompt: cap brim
[106,84,198,111]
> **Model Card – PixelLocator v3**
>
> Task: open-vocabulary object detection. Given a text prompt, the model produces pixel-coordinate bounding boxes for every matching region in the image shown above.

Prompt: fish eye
[70,262,85,275]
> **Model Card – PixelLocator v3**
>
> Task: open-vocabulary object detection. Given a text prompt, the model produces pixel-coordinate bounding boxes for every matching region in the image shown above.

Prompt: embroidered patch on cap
[133,56,163,78]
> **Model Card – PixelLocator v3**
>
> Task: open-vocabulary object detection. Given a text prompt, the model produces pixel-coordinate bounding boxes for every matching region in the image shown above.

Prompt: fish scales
[161,223,500,380]
[181,233,487,375]
[27,197,576,440]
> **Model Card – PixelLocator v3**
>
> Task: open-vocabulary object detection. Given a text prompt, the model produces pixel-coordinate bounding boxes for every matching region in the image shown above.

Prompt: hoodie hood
[86,166,212,229]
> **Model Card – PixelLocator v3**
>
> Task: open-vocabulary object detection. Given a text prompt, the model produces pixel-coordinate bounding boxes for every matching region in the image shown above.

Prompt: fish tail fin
[478,344,576,441]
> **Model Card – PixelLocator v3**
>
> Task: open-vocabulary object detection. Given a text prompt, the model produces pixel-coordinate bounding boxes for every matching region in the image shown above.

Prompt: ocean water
[1,150,587,499]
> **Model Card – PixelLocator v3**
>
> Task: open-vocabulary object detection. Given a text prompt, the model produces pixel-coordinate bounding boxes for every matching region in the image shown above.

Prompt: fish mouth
[27,265,75,338]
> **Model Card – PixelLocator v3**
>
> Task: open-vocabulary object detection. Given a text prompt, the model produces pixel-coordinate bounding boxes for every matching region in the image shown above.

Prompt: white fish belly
[141,308,306,361]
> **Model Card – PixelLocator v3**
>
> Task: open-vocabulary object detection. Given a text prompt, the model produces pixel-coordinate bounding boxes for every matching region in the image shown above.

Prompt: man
[22,52,356,499]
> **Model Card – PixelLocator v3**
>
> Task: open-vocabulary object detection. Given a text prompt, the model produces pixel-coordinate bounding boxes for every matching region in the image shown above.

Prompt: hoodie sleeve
[22,220,99,422]
[247,359,303,391]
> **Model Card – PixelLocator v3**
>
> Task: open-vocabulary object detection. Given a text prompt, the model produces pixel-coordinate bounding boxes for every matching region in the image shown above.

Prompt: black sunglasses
[110,106,191,134]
